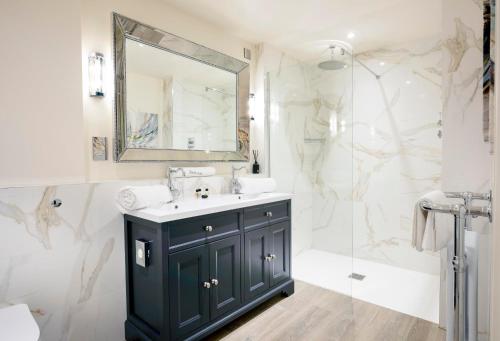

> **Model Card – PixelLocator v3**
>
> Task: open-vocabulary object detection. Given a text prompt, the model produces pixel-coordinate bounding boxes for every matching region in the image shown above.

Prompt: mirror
[113,13,250,161]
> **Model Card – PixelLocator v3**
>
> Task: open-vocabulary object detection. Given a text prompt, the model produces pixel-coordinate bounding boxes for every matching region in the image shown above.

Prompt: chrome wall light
[88,52,104,97]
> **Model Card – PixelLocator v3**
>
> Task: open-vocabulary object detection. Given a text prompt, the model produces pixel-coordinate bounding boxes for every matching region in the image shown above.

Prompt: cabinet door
[244,227,269,301]
[209,235,241,319]
[169,245,209,340]
[269,222,290,287]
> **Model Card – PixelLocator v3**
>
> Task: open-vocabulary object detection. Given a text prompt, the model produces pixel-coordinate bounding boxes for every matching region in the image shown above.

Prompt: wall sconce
[88,52,104,97]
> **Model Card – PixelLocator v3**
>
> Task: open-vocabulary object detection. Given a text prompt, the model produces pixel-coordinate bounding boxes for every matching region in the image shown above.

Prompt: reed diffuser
[252,149,260,174]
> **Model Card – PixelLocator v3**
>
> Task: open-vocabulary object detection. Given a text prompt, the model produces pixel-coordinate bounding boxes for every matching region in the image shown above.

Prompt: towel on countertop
[172,167,216,178]
[116,185,173,211]
[412,190,453,252]
[238,177,277,195]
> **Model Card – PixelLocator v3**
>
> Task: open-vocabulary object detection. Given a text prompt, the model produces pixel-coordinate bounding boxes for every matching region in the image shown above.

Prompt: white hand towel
[238,177,277,195]
[117,185,172,211]
[412,190,453,252]
[172,167,216,178]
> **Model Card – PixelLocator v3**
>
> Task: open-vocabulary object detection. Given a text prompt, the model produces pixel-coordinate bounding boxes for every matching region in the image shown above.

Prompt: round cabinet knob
[204,225,213,232]
[265,211,273,217]
[211,278,219,286]
[203,281,211,289]
[264,255,272,262]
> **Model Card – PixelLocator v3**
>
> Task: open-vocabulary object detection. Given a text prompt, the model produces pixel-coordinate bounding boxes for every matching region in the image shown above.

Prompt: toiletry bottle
[202,188,209,199]
[252,161,260,174]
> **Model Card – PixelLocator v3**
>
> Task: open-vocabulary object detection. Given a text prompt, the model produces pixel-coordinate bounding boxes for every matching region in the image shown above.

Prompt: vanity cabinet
[244,221,290,301]
[169,245,209,339]
[168,235,241,339]
[124,199,293,341]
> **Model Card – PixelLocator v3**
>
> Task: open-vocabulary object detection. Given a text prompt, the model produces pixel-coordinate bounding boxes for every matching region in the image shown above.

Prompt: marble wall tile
[348,40,443,275]
[0,175,249,340]
[0,181,165,341]
[265,39,443,276]
[442,0,492,337]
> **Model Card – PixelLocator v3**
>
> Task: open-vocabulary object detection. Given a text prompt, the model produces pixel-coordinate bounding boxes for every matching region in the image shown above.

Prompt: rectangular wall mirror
[113,13,250,161]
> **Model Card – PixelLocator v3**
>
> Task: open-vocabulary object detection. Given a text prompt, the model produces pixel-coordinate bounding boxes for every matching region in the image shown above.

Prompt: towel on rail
[412,190,453,252]
[116,185,173,211]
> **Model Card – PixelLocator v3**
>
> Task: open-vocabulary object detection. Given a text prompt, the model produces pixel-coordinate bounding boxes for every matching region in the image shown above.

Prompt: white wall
[0,0,260,188]
[0,0,85,187]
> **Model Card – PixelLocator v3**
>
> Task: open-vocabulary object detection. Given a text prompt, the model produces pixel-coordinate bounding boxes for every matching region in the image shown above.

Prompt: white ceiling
[162,0,441,57]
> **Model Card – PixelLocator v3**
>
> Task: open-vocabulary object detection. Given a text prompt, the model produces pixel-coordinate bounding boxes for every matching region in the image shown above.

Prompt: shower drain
[348,273,366,281]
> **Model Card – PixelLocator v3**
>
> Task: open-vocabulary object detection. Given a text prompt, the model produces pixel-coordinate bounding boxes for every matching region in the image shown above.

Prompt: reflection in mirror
[113,13,249,162]
[125,39,237,152]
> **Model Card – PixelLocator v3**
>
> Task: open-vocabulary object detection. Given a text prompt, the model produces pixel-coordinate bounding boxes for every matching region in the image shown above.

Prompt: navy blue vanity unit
[123,198,294,341]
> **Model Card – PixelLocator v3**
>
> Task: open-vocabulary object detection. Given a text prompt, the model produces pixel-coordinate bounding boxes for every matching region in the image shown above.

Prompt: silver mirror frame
[113,13,250,162]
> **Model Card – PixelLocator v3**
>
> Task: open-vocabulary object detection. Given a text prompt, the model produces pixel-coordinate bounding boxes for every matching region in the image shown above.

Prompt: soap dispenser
[195,188,202,199]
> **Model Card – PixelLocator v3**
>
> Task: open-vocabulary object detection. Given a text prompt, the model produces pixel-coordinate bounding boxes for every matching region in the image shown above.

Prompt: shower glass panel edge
[265,48,355,333]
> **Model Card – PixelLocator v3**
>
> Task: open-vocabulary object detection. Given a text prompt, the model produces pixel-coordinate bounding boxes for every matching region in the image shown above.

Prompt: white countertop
[125,192,293,223]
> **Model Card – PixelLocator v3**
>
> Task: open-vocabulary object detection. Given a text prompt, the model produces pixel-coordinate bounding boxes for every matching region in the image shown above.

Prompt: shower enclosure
[266,43,355,297]
[266,38,449,330]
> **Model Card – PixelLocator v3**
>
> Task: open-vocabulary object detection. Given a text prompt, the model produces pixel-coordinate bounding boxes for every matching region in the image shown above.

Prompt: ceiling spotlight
[405,80,412,85]
[347,32,356,39]
[379,61,385,66]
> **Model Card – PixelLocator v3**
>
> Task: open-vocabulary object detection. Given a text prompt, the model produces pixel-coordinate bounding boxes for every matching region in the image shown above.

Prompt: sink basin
[127,192,292,223]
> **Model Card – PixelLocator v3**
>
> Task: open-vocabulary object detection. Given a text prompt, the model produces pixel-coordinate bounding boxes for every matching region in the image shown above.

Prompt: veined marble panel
[442,0,492,337]
[265,46,318,256]
[266,39,443,275]
[348,40,443,275]
[0,175,261,340]
[0,181,164,341]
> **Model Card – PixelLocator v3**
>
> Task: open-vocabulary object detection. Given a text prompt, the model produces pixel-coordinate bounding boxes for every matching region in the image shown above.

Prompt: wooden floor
[206,281,445,341]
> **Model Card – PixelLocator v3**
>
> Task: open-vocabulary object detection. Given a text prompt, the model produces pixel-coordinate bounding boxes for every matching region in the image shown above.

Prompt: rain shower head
[317,59,347,70]
[317,45,348,71]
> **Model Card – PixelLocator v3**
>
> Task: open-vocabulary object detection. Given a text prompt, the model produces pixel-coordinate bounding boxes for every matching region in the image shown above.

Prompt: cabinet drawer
[243,201,290,230]
[205,211,242,243]
[168,211,241,252]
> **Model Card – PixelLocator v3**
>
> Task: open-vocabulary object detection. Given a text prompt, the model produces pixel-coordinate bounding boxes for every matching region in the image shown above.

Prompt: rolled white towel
[412,190,453,252]
[117,185,172,211]
[238,177,277,195]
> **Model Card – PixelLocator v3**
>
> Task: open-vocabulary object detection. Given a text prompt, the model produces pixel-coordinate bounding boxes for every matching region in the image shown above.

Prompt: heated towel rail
[419,191,492,341]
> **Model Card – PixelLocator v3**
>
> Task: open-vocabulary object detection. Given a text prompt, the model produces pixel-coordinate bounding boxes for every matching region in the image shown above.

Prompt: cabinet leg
[280,281,295,297]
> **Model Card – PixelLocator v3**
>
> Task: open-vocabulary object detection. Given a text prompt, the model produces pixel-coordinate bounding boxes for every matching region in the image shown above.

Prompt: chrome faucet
[168,167,185,201]
[231,165,246,194]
